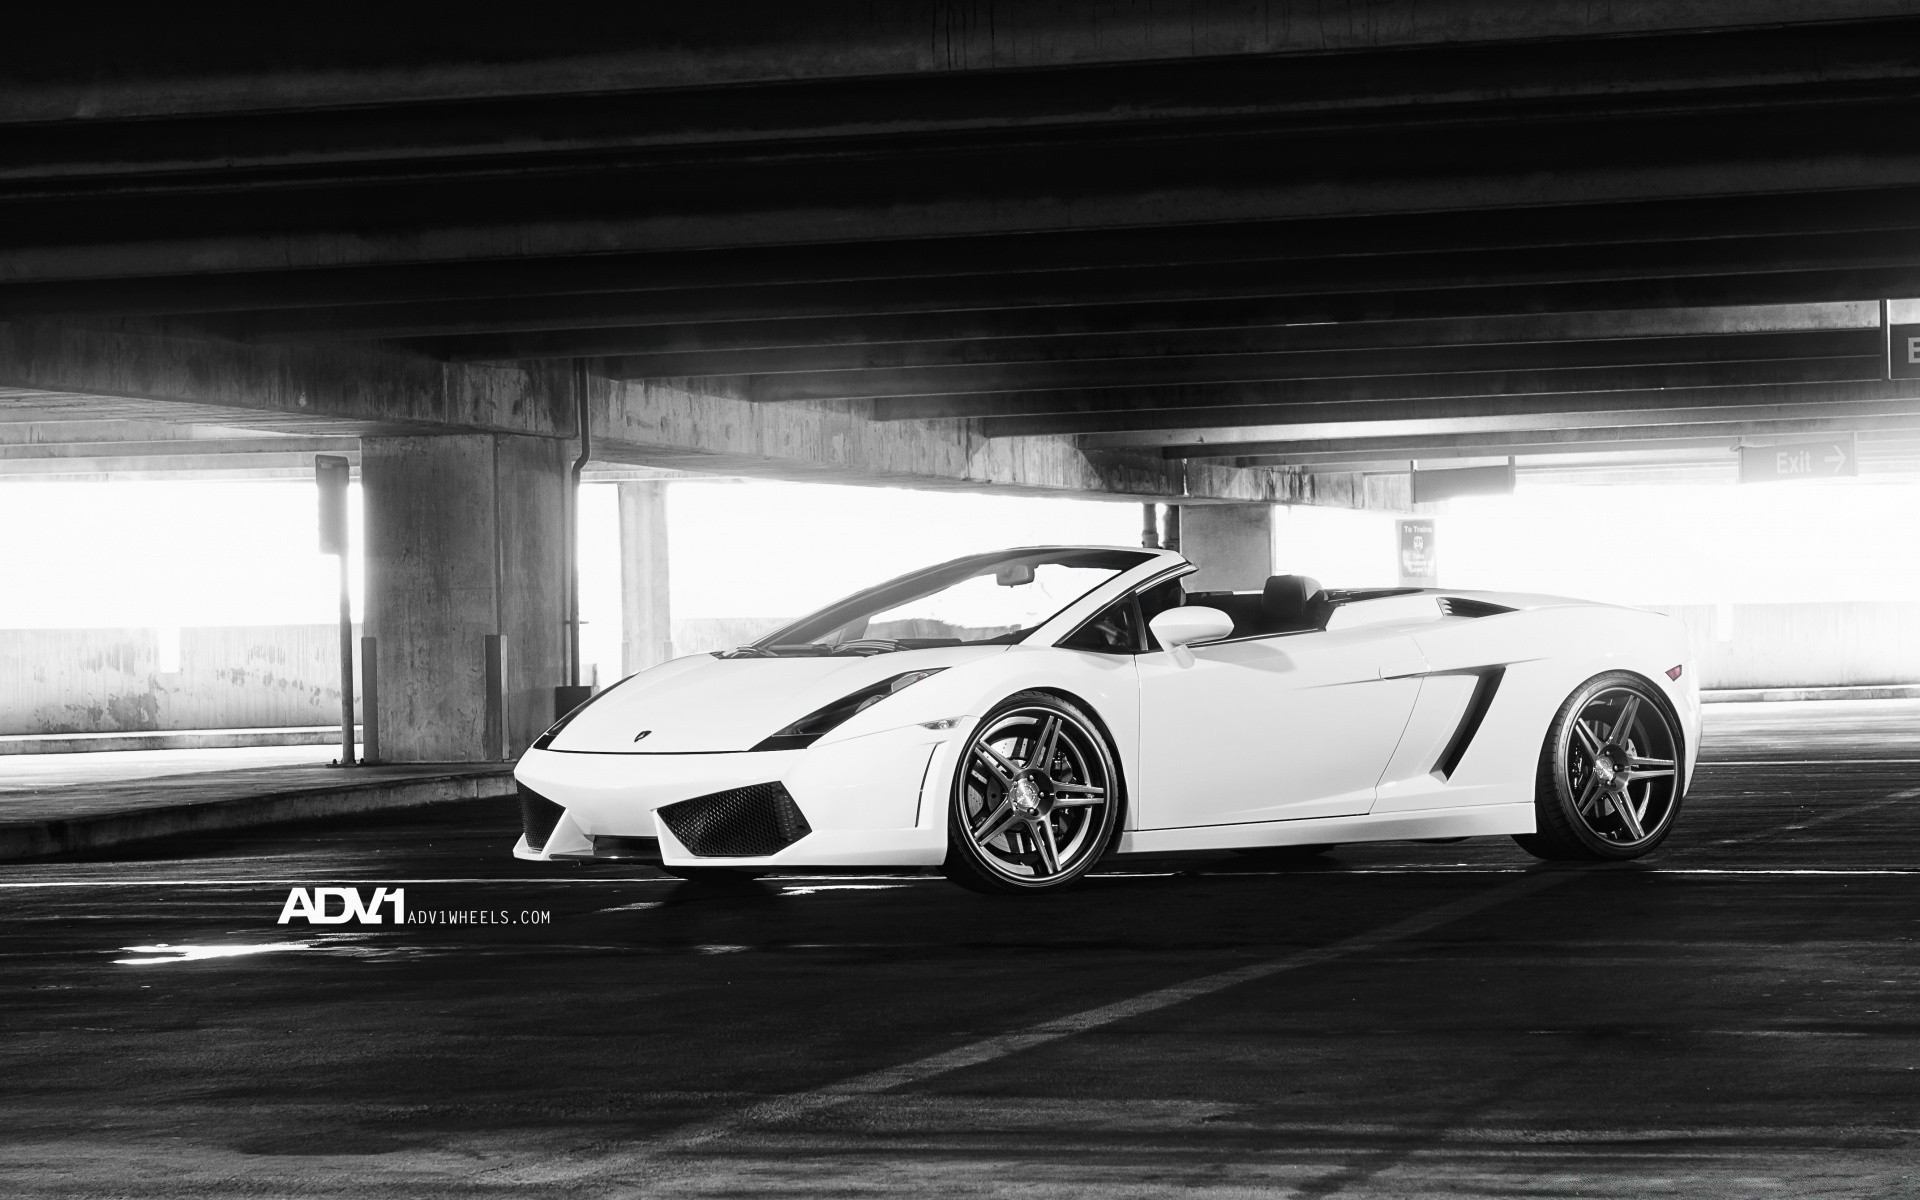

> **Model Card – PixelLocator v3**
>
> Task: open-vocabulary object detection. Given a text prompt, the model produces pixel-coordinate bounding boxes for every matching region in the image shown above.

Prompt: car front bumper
[511,722,964,868]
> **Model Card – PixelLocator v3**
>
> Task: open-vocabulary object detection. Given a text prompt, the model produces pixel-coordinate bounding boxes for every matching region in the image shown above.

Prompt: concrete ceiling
[7,3,1920,484]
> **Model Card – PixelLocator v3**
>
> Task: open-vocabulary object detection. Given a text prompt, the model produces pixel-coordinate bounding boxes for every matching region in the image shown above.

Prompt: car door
[1135,624,1427,829]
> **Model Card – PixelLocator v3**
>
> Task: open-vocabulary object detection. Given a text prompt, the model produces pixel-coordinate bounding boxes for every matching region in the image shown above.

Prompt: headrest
[1261,574,1324,625]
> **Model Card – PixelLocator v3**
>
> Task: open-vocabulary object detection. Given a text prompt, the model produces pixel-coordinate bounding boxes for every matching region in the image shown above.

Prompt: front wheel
[1514,672,1684,862]
[943,692,1123,894]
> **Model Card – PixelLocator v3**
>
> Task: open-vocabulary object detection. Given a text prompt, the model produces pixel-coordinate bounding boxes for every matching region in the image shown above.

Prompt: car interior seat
[1261,574,1331,632]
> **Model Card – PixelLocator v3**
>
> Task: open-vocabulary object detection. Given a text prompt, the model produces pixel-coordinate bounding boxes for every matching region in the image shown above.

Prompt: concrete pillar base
[362,434,568,761]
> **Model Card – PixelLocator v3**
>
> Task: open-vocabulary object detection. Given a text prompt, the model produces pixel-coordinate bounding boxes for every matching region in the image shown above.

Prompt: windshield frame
[748,546,1156,654]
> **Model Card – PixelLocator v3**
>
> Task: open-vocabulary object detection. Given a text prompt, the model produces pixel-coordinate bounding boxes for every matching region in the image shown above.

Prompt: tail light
[1666,664,1684,681]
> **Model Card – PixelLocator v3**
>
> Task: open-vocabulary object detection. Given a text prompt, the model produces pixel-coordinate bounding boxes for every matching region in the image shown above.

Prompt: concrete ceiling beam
[1082,392,1920,450]
[159,236,1920,346]
[4,4,1911,124]
[886,357,1881,426]
[574,304,1876,377]
[978,377,1920,438]
[1211,418,1920,466]
[14,187,1920,323]
[0,319,1358,506]
[0,436,359,460]
[737,331,1875,404]
[11,44,1920,288]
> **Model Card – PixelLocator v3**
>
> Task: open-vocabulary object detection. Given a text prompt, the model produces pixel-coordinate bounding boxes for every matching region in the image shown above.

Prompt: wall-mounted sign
[1398,519,1437,587]
[1737,436,1856,483]
[1892,326,1920,379]
[315,454,350,554]
[1889,298,1920,380]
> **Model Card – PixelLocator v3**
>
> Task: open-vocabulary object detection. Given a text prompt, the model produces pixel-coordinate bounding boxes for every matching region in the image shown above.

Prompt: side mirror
[1149,606,1233,648]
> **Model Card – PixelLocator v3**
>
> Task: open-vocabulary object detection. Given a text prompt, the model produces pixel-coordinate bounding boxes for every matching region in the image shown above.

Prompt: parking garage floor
[4,701,1919,1198]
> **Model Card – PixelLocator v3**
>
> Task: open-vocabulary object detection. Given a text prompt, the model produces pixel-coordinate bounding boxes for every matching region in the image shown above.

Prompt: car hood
[546,646,1005,753]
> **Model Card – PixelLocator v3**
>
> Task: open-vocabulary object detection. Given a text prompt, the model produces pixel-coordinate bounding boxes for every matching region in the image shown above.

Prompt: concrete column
[618,481,674,675]
[362,434,568,761]
[1178,504,1275,591]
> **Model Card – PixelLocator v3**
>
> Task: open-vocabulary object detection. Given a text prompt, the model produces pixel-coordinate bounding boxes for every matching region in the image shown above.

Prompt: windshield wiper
[719,637,966,659]
[826,639,907,656]
[715,643,835,659]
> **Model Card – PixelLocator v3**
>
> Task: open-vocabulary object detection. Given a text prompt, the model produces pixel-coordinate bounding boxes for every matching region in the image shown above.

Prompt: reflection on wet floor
[113,942,313,965]
[9,700,1920,1198]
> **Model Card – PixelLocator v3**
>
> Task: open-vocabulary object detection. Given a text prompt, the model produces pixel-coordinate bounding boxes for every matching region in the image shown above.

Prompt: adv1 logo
[277,887,405,925]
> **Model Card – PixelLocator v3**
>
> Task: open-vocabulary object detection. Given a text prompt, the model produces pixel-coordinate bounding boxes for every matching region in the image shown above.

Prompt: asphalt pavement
[4,701,1919,1197]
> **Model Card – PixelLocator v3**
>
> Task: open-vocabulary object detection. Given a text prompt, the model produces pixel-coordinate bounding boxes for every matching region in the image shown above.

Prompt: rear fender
[1409,605,1698,796]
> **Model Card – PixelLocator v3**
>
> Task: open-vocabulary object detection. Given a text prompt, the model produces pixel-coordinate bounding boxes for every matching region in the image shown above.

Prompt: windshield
[724,547,1151,657]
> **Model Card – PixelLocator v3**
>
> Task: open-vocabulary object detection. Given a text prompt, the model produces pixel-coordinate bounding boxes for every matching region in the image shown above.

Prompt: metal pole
[1140,503,1160,548]
[567,360,591,688]
[360,635,379,764]
[336,545,356,767]
[1884,297,1894,381]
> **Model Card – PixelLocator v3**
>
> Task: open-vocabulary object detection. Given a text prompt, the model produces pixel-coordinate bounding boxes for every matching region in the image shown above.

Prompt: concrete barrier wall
[0,626,360,735]
[1648,603,1920,689]
[6,603,1919,733]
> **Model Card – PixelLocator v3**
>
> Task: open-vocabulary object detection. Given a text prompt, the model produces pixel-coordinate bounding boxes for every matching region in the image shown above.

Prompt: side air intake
[1438,597,1517,618]
[519,786,566,851]
[1435,668,1505,779]
[657,783,813,857]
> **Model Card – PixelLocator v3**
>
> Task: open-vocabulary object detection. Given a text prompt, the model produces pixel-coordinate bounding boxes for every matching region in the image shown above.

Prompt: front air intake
[520,786,566,851]
[656,783,813,858]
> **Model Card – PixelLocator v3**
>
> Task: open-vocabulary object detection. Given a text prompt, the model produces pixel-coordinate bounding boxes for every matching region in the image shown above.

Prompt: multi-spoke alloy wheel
[943,691,1122,893]
[1515,671,1685,861]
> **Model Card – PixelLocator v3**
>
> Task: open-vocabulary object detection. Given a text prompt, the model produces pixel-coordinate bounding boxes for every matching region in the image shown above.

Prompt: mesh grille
[519,786,566,851]
[657,782,813,858]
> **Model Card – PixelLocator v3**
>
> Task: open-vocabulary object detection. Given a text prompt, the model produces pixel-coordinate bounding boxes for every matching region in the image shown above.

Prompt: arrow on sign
[1738,436,1859,483]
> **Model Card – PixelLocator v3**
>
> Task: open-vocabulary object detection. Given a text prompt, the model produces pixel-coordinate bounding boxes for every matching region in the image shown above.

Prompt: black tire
[1233,843,1335,865]
[943,691,1124,894]
[1514,671,1686,862]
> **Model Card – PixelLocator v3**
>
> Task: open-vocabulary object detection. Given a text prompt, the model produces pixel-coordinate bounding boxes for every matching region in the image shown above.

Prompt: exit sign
[1738,437,1857,483]
[1892,323,1920,379]
[1888,298,1920,379]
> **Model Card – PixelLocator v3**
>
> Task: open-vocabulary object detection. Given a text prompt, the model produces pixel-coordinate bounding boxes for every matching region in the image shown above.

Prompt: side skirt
[1115,802,1536,855]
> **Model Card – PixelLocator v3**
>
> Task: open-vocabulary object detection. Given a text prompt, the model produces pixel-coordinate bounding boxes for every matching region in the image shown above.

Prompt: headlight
[750,669,947,752]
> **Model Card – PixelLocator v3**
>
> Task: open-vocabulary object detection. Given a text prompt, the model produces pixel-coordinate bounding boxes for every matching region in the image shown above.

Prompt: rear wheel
[1514,672,1684,862]
[943,692,1123,894]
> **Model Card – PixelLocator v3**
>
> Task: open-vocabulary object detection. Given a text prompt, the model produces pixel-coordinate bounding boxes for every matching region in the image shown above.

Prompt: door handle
[1379,658,1429,679]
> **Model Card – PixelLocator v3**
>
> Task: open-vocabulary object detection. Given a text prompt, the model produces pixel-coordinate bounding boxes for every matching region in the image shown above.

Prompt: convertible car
[514,545,1699,892]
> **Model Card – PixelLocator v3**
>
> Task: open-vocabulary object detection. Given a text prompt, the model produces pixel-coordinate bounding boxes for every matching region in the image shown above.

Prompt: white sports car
[514,545,1699,892]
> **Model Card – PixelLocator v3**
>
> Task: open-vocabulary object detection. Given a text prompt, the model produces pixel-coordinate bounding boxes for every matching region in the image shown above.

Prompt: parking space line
[1703,759,1920,765]
[0,877,691,888]
[1703,785,1920,848]
[648,871,1573,1154]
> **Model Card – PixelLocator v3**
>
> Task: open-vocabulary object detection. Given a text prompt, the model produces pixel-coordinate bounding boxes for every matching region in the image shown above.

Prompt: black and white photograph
[3,5,1919,1195]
